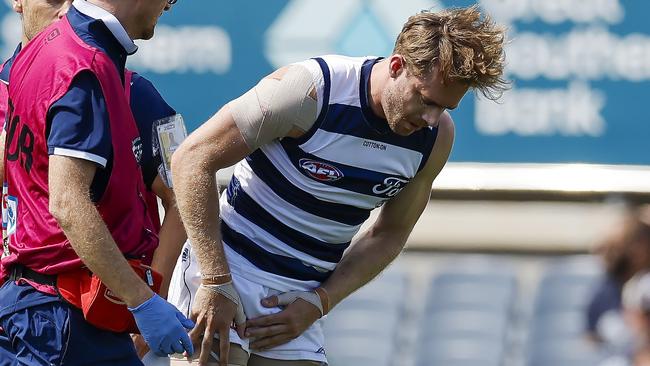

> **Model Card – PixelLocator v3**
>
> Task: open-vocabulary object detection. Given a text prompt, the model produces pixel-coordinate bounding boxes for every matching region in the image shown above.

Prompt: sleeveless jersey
[1,17,157,276]
[220,55,437,288]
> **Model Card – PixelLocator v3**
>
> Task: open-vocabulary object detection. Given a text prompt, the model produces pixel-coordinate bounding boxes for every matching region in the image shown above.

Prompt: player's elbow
[171,139,202,177]
[366,225,410,252]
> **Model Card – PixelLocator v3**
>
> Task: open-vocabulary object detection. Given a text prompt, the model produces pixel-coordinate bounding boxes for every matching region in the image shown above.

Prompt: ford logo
[299,158,344,182]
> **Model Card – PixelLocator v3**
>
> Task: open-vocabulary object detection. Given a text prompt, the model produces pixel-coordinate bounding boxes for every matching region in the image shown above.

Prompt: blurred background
[4,0,650,365]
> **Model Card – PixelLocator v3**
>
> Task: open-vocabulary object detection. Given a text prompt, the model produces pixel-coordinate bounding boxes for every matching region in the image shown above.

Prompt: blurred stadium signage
[0,0,647,165]
[469,0,649,165]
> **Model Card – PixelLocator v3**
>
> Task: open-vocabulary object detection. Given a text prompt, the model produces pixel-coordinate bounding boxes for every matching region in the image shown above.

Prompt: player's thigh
[169,342,248,366]
[248,354,325,366]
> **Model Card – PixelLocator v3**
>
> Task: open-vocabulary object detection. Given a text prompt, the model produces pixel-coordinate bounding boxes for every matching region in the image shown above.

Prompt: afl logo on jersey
[299,159,344,182]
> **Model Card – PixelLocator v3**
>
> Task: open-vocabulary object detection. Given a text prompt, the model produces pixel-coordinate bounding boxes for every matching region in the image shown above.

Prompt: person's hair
[393,5,509,100]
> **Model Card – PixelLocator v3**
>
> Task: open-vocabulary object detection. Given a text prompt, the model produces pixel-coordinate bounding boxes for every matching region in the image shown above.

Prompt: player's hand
[129,293,195,357]
[245,291,324,351]
[131,333,150,359]
[189,283,246,366]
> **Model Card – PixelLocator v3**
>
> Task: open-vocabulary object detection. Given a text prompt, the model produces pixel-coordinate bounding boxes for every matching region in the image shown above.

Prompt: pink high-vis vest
[0,61,8,281]
[0,59,7,131]
[2,17,158,276]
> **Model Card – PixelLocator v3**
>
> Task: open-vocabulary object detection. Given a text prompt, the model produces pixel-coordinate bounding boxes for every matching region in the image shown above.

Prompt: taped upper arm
[228,64,322,150]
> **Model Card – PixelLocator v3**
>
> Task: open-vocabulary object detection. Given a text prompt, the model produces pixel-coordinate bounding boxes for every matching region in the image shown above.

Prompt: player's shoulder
[433,111,455,156]
[419,112,455,176]
[300,55,377,106]
[292,55,375,78]
[317,54,375,67]
[437,111,456,139]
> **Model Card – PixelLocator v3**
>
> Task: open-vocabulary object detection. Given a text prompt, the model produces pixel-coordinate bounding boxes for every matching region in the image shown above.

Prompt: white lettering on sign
[475,82,606,137]
[480,0,624,25]
[130,25,232,74]
[507,28,650,82]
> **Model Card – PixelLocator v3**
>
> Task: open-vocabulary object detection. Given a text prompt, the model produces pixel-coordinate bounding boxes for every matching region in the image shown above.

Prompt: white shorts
[168,241,328,364]
[142,351,170,366]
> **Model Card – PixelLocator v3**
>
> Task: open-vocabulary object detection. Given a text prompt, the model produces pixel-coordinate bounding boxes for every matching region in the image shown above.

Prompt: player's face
[135,0,172,40]
[382,56,468,136]
[15,0,72,42]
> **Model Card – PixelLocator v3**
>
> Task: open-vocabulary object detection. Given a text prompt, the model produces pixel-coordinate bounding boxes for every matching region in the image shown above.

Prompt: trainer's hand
[129,293,195,357]
[189,283,246,366]
[245,290,324,351]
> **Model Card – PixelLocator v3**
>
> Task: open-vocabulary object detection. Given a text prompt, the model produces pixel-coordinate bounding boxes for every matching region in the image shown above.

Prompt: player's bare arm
[48,155,154,307]
[322,113,455,307]
[171,105,249,365]
[171,65,317,364]
[245,113,455,351]
[150,174,186,298]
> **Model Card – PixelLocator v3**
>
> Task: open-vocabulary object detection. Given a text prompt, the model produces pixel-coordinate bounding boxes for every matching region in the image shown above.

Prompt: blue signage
[0,0,646,164]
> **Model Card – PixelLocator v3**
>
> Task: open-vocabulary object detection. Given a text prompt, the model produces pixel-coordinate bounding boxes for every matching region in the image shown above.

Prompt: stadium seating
[526,256,604,366]
[322,254,608,366]
[324,269,407,366]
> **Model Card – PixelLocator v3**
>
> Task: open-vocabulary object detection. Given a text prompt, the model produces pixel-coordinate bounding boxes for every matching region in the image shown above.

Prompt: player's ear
[388,55,406,79]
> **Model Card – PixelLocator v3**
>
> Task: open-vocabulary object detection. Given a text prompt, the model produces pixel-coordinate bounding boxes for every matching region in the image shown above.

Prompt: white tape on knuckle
[275,291,324,316]
[276,291,299,305]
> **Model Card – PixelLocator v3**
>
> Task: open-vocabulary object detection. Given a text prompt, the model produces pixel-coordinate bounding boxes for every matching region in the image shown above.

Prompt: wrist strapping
[315,287,330,316]
[200,281,240,307]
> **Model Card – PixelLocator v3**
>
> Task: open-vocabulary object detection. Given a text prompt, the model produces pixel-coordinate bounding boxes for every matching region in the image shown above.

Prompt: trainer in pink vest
[2,16,158,279]
[0,79,7,130]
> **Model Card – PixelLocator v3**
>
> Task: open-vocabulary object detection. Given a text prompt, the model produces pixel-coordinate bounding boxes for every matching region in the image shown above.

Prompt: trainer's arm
[50,156,195,356]
[322,113,455,308]
[150,175,187,299]
[48,155,154,307]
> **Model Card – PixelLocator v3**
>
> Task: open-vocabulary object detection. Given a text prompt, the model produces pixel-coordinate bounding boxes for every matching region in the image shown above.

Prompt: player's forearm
[151,200,187,298]
[320,227,408,309]
[171,145,230,277]
[50,194,153,308]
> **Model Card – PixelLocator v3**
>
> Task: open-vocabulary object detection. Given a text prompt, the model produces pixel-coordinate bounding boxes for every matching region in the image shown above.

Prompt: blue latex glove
[129,293,195,357]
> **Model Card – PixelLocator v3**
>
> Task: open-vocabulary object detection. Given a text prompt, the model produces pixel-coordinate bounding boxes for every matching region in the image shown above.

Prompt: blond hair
[394,5,508,100]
